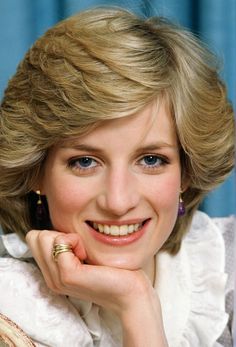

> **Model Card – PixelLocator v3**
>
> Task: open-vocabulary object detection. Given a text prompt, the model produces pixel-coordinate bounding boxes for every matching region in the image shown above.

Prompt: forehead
[60,99,178,149]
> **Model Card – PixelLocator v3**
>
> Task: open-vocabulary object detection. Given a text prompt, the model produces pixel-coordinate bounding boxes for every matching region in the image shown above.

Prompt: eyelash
[67,154,169,174]
[68,156,99,173]
[138,155,169,170]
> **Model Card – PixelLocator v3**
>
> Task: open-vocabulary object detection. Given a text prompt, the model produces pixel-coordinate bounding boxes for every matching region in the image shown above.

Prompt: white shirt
[0,211,233,346]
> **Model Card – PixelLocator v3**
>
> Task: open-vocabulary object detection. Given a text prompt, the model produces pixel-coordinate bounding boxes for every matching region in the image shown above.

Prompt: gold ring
[52,243,72,262]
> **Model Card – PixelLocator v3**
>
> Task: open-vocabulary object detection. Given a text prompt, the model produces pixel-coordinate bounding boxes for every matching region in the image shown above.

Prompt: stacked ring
[52,243,73,262]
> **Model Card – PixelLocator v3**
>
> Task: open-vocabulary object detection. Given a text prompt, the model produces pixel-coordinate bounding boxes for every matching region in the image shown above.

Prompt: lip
[86,219,150,246]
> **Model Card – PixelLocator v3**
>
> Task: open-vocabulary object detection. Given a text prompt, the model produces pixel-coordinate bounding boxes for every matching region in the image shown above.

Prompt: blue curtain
[0,0,235,217]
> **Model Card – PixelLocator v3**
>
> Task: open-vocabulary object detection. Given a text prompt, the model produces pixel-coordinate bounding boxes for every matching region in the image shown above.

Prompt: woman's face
[40,100,181,280]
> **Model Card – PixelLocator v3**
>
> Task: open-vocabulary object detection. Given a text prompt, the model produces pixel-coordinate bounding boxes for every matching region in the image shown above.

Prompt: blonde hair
[0,7,234,253]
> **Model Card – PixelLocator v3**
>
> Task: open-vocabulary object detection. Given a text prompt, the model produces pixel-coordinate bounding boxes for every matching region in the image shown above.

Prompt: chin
[85,256,142,270]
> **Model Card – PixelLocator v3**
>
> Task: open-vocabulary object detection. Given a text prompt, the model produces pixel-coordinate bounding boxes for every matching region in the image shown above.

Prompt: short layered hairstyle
[0,7,234,254]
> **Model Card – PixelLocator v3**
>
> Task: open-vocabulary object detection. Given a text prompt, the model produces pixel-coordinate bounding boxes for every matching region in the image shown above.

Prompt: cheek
[150,173,181,210]
[161,183,180,209]
[150,175,180,247]
[44,177,93,229]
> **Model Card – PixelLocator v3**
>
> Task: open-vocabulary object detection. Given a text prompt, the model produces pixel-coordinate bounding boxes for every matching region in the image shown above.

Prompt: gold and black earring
[178,192,185,216]
[36,190,46,225]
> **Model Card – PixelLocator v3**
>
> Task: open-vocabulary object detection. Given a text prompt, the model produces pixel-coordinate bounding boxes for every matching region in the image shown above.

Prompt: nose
[97,167,140,216]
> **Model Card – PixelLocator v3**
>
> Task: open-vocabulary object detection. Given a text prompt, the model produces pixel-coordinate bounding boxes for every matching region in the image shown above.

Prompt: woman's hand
[26,229,146,312]
[26,230,168,347]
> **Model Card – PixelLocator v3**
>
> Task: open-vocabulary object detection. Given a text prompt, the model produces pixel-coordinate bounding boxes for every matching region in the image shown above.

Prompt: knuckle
[26,229,50,245]
[54,235,69,246]
[25,229,37,243]
[37,230,51,242]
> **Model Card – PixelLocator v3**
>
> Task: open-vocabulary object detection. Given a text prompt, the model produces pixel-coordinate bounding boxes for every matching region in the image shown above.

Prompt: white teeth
[110,225,119,236]
[98,224,104,233]
[104,225,110,234]
[120,225,128,236]
[128,224,134,233]
[92,222,142,236]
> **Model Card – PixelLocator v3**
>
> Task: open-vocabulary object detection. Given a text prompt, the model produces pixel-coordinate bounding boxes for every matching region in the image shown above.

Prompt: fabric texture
[214,216,235,347]
[0,211,234,346]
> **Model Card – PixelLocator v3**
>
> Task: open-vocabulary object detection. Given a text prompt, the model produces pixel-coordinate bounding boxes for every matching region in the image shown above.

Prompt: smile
[91,222,142,236]
[86,219,150,246]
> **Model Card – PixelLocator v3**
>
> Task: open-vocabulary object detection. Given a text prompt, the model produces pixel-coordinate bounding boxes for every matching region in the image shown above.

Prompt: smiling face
[40,100,182,281]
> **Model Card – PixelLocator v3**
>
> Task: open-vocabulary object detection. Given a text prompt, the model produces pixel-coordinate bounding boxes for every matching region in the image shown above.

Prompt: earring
[178,193,185,216]
[36,190,46,223]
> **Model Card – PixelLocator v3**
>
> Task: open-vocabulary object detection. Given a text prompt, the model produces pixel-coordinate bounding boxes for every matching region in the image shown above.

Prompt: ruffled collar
[155,211,228,346]
[0,211,228,346]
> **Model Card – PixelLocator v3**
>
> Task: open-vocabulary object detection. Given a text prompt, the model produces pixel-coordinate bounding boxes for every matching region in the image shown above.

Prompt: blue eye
[138,155,168,171]
[143,155,160,166]
[68,156,98,170]
[77,157,94,168]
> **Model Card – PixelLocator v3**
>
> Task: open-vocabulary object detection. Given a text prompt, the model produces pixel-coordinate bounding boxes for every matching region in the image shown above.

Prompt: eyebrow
[60,142,177,153]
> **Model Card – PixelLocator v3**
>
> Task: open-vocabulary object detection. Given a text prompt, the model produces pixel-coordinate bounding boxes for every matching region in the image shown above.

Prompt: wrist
[119,287,168,347]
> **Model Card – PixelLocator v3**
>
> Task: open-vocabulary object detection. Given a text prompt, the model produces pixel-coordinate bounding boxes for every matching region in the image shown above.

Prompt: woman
[0,7,234,347]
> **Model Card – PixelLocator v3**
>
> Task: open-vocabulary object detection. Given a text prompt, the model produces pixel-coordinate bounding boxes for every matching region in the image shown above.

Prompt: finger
[54,233,87,261]
[51,236,87,298]
[26,230,62,291]
[53,234,93,290]
[52,233,88,294]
